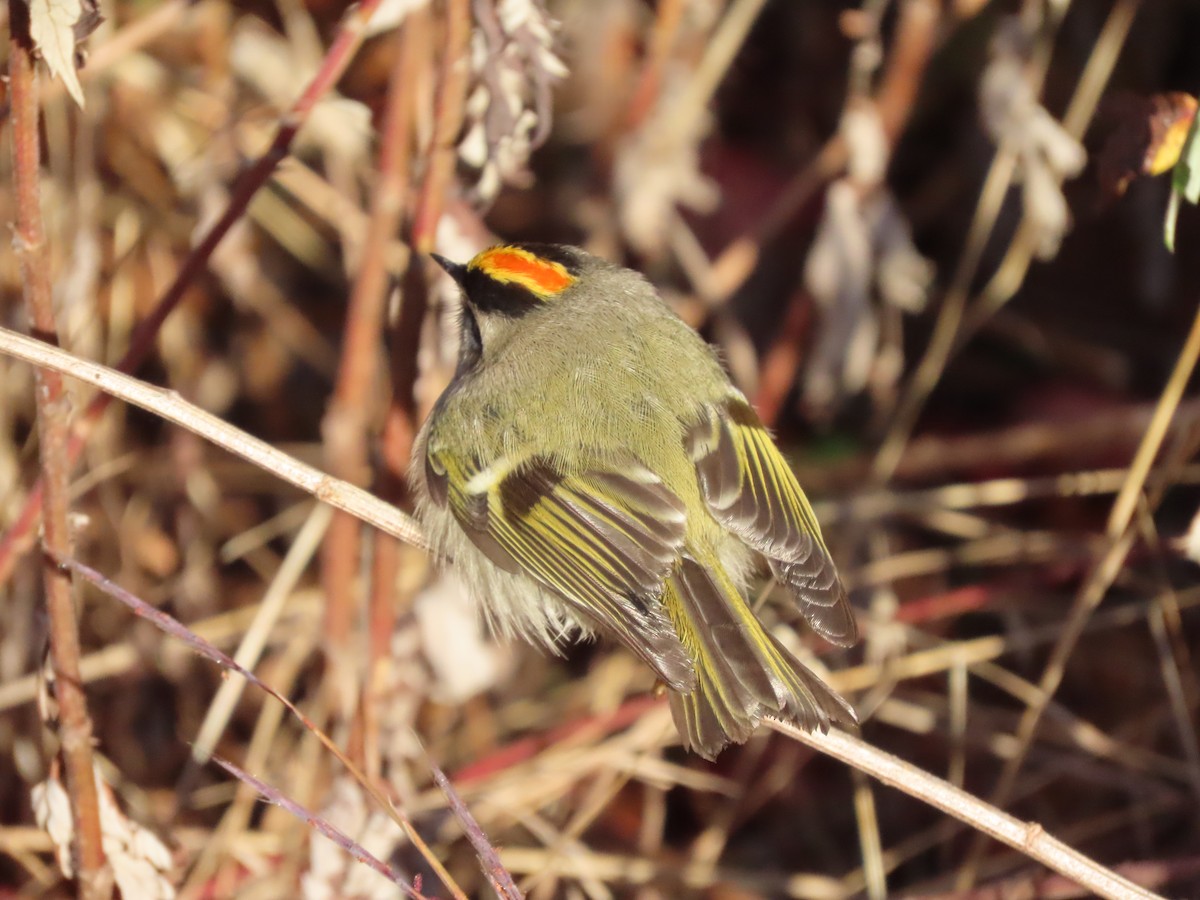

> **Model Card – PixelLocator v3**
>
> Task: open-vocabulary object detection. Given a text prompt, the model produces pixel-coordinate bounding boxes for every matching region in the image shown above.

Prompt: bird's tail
[664,556,856,759]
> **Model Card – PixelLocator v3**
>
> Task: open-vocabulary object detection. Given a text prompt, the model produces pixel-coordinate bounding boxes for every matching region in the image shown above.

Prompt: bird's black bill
[430,253,468,286]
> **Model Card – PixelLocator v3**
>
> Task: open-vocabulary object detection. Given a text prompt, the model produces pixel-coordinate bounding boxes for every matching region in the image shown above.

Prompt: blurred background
[2,0,1200,896]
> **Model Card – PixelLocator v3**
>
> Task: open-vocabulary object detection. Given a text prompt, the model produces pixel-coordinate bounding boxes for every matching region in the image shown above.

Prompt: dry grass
[2,0,1200,897]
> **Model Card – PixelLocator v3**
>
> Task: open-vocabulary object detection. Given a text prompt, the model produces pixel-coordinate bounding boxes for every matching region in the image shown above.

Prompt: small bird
[412,243,857,758]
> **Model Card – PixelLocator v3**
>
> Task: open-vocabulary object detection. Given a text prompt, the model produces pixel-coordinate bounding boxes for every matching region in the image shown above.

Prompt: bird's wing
[685,399,858,647]
[424,448,696,691]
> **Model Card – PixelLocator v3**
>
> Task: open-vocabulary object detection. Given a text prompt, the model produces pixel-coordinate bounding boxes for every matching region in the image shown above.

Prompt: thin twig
[957,294,1200,884]
[0,0,389,588]
[661,0,770,149]
[363,0,475,775]
[0,326,426,548]
[211,756,424,898]
[320,6,421,674]
[768,723,1163,900]
[7,4,108,894]
[190,504,333,765]
[360,6,431,780]
[623,0,686,131]
[430,761,525,900]
[411,0,473,253]
[56,555,473,900]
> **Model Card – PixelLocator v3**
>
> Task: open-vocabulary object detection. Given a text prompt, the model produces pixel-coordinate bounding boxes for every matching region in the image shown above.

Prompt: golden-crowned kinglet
[413,243,857,758]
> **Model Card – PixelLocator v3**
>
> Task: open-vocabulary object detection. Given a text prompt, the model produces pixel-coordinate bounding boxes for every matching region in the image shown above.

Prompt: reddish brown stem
[752,288,813,427]
[384,0,474,477]
[321,11,423,683]
[623,0,685,131]
[363,0,474,769]
[876,0,940,142]
[0,0,386,588]
[707,0,940,310]
[7,5,108,895]
[410,0,472,253]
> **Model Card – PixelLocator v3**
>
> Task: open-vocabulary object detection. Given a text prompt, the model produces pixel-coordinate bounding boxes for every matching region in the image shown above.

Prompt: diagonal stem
[0,0,389,589]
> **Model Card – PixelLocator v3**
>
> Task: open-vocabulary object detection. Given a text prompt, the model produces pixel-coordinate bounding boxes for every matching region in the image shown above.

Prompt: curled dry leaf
[33,763,176,898]
[1097,92,1199,200]
[302,776,405,900]
[980,16,1086,259]
[27,0,102,108]
[416,572,512,702]
[1178,506,1200,565]
[804,179,933,414]
[460,0,568,204]
[613,69,719,255]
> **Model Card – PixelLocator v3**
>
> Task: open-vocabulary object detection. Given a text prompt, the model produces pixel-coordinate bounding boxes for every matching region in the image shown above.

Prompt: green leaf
[1181,109,1200,204]
[1164,104,1200,251]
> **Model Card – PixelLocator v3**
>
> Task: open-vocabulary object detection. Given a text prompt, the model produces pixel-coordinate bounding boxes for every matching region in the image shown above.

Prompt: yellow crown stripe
[469,246,575,297]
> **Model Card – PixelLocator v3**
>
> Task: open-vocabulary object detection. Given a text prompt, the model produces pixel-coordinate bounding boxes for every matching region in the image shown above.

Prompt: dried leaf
[804,180,932,413]
[416,573,511,702]
[1147,93,1199,176]
[302,777,406,900]
[980,16,1086,260]
[1097,93,1197,199]
[33,764,176,898]
[28,0,100,108]
[613,69,719,254]
[1178,507,1200,565]
[1164,100,1200,252]
[459,0,568,204]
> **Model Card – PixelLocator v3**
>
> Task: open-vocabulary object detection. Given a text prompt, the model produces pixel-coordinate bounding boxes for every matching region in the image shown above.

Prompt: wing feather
[686,400,858,647]
[427,448,697,691]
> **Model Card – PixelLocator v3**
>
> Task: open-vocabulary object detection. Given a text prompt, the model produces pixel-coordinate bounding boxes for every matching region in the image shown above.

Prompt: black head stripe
[508,243,586,275]
[461,267,544,316]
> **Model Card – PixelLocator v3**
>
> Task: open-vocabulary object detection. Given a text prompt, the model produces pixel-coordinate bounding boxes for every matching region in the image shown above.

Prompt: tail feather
[665,557,856,759]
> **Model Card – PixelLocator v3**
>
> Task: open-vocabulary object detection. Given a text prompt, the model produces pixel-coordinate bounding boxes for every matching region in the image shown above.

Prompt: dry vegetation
[2,0,1200,897]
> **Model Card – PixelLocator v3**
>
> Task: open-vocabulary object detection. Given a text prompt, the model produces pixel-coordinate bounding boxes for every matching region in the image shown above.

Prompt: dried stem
[365,8,432,778]
[430,761,524,900]
[623,0,685,131]
[661,0,769,145]
[770,723,1162,900]
[211,756,424,898]
[321,8,421,680]
[957,292,1200,887]
[0,326,426,548]
[58,555,474,900]
[391,0,474,458]
[0,0,388,589]
[364,0,472,774]
[873,0,1137,480]
[410,0,472,253]
[6,5,109,896]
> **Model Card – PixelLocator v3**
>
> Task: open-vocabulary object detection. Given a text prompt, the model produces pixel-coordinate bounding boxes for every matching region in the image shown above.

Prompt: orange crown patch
[468,246,575,298]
